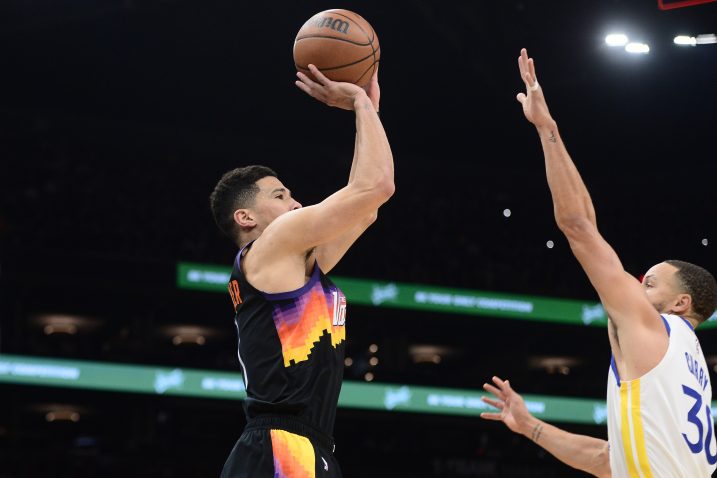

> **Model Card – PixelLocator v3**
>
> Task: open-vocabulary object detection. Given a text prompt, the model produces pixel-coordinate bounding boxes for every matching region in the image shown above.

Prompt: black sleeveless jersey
[226,242,347,437]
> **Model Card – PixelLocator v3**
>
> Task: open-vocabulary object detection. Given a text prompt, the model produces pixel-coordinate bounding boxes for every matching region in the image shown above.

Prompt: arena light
[35,314,94,335]
[163,325,214,346]
[605,33,629,46]
[696,34,717,45]
[409,344,451,364]
[46,410,80,423]
[625,42,650,54]
[674,35,697,46]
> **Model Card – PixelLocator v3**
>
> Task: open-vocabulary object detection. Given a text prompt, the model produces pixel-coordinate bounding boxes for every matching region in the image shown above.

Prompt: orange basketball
[293,9,380,87]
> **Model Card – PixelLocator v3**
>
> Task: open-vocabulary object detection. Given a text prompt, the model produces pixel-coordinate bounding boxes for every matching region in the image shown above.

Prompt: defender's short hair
[665,260,717,323]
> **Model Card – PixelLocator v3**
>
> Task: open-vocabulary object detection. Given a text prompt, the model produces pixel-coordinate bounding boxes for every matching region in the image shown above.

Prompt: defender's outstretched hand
[296,64,369,111]
[481,376,535,436]
[516,48,554,128]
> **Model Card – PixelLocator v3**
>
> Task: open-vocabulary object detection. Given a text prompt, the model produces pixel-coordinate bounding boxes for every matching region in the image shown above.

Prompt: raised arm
[251,65,393,266]
[314,66,384,273]
[481,377,611,478]
[515,49,666,377]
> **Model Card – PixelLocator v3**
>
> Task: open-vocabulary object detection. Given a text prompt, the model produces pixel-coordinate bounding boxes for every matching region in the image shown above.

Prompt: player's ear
[671,293,692,315]
[234,209,256,229]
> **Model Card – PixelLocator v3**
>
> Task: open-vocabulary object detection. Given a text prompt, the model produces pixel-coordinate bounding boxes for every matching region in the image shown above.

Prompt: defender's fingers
[481,396,504,409]
[520,49,530,75]
[483,383,504,399]
[480,412,504,421]
[528,57,537,82]
[518,55,526,79]
[517,92,527,104]
[524,73,536,89]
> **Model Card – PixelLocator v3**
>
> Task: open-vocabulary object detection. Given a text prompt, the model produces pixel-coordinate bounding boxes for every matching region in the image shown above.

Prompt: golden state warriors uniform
[607,314,717,477]
[220,241,347,478]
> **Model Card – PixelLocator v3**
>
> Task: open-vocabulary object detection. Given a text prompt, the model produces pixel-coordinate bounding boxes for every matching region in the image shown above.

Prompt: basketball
[293,9,380,87]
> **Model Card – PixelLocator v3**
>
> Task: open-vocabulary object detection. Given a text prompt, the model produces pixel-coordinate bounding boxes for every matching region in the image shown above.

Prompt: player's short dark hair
[665,260,717,323]
[209,165,277,243]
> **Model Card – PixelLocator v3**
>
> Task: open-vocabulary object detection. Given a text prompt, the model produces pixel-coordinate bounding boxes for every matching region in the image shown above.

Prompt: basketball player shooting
[481,48,717,477]
[209,64,392,477]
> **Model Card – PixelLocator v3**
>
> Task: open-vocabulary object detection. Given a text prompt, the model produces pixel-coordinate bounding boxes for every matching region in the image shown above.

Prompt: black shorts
[220,416,342,478]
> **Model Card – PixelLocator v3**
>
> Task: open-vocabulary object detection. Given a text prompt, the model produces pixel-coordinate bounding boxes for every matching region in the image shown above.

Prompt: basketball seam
[295,35,372,47]
[353,60,379,85]
[368,25,377,79]
[358,45,380,84]
[295,49,377,72]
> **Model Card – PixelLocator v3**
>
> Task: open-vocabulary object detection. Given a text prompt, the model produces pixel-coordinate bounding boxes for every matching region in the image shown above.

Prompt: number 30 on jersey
[682,384,717,464]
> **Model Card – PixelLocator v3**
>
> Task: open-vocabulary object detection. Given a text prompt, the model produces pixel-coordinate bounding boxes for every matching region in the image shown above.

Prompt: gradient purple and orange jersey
[228,242,347,437]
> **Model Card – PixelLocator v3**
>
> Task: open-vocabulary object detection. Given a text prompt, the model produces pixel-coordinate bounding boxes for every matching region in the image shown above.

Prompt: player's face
[252,176,302,228]
[642,262,682,314]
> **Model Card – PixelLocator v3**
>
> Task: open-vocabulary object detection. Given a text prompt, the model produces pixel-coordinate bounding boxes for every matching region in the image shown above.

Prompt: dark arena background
[1,0,716,476]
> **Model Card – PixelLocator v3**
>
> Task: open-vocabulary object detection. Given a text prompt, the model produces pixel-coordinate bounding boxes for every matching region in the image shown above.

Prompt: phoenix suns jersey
[227,242,347,437]
[607,314,716,477]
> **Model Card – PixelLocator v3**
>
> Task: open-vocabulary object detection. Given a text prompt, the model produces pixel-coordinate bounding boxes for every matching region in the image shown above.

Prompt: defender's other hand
[480,376,536,436]
[296,64,368,111]
[516,48,555,128]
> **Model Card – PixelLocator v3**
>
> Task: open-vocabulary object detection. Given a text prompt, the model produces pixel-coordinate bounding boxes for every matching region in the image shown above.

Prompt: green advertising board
[178,262,717,327]
[0,354,613,424]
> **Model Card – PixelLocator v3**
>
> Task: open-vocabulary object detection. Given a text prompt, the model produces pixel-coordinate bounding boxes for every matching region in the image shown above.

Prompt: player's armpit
[315,211,377,274]
[562,218,668,376]
[560,218,655,325]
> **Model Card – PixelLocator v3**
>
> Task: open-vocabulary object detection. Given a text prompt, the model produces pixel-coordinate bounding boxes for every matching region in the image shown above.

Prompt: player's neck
[239,230,262,250]
[685,316,701,329]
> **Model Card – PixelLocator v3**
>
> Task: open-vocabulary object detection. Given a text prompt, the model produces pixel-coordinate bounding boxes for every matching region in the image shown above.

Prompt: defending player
[209,64,392,477]
[481,48,717,477]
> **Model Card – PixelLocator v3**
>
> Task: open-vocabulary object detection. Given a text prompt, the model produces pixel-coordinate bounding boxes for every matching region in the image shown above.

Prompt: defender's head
[209,165,302,247]
[642,260,717,325]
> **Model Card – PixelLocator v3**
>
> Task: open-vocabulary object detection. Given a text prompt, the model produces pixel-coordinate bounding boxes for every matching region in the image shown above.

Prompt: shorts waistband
[243,415,335,452]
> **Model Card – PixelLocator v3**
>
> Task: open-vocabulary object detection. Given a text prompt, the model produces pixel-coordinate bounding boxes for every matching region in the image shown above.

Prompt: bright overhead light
[697,34,717,45]
[625,42,650,54]
[674,35,697,46]
[605,33,629,47]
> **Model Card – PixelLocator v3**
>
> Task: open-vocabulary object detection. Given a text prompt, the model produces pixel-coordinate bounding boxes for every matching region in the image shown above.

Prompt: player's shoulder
[661,313,696,335]
[243,232,312,278]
